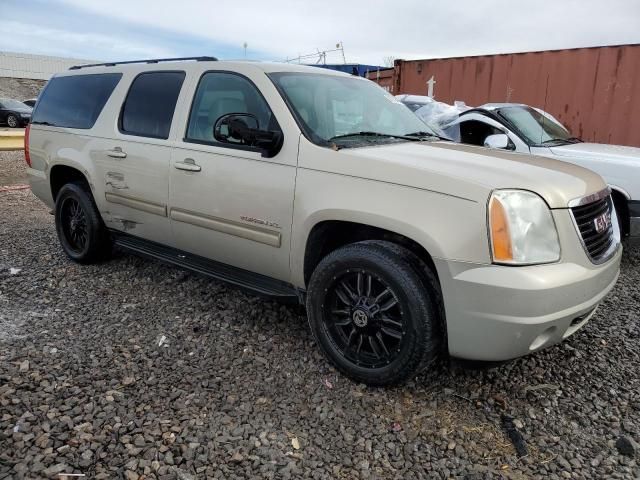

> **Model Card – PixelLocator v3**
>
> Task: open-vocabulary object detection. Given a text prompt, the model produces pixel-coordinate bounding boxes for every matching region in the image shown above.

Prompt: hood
[12,107,32,114]
[339,141,607,209]
[550,142,640,164]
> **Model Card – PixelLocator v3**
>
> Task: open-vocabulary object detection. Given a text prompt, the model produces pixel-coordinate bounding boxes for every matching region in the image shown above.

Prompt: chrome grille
[570,194,617,263]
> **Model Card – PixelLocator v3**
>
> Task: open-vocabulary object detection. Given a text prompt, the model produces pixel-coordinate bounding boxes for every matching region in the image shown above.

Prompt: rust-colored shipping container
[383,44,640,147]
[367,67,395,92]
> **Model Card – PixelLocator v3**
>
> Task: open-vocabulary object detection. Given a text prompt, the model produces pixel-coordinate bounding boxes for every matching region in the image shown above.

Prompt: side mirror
[484,133,510,150]
[213,113,283,158]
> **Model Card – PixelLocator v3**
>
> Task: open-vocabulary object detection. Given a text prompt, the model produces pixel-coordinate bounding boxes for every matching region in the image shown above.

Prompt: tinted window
[31,74,121,129]
[120,71,185,139]
[186,72,277,144]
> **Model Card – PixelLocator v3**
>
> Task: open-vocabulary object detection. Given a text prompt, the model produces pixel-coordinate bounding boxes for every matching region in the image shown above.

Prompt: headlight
[488,190,560,265]
[20,113,30,117]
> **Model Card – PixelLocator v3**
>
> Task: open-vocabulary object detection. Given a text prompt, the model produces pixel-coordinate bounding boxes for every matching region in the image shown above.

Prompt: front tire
[6,114,18,128]
[55,182,112,263]
[306,241,442,386]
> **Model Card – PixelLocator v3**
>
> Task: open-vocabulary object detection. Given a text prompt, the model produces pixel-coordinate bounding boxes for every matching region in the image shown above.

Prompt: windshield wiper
[540,138,572,146]
[328,131,417,142]
[405,131,449,141]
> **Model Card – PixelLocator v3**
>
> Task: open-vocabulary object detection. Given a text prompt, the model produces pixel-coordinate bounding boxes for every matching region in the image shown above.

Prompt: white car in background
[401,97,640,241]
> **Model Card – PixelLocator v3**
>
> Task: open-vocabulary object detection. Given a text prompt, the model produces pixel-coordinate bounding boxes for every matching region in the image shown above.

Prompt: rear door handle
[174,158,201,172]
[107,147,127,158]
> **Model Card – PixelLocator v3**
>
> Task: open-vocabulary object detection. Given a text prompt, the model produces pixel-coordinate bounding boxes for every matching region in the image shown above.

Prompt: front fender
[290,168,490,288]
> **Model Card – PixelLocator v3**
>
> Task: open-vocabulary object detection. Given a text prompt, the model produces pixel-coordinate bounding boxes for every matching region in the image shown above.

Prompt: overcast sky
[2,0,639,65]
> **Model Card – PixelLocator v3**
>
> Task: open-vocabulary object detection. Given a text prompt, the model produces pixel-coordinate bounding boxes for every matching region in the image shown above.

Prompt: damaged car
[414,101,639,241]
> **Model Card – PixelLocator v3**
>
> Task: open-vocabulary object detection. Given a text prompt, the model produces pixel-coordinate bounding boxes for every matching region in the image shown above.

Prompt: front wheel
[306,241,443,386]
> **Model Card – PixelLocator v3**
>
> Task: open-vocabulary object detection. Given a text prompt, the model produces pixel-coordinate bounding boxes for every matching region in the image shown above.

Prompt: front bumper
[434,246,621,361]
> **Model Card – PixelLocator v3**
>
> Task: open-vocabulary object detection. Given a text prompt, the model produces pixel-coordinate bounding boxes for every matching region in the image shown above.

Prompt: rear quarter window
[32,73,122,129]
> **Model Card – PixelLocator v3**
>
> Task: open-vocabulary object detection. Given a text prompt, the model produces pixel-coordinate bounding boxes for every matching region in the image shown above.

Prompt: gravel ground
[0,151,28,187]
[0,172,638,478]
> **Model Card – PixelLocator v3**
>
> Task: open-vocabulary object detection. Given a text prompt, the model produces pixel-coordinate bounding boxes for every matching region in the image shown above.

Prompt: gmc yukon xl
[26,57,621,385]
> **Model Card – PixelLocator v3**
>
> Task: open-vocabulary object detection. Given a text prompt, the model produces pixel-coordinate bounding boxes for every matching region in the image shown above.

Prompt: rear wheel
[55,182,112,263]
[306,241,442,386]
[6,114,18,128]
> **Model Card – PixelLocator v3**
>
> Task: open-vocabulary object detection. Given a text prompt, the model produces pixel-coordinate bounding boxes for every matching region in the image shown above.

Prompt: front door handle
[174,158,201,172]
[107,147,127,158]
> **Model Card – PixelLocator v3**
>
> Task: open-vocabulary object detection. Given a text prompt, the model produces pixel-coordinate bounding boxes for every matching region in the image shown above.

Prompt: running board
[111,232,301,302]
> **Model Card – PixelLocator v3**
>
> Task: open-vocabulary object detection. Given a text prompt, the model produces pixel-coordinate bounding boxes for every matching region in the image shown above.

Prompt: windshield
[1,98,30,109]
[269,72,438,147]
[497,106,573,146]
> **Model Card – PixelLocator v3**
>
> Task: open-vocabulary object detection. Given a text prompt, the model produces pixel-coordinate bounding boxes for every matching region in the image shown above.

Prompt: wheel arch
[302,218,441,288]
[49,163,92,202]
[610,186,630,236]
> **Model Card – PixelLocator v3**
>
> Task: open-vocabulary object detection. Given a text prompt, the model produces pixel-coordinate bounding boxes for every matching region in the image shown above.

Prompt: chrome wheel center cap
[353,309,368,328]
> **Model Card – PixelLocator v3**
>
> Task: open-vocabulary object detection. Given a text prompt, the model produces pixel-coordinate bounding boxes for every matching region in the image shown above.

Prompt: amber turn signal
[489,196,513,262]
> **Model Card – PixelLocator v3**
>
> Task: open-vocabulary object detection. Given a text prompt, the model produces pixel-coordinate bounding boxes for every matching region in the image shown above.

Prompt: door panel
[169,145,296,282]
[168,70,296,282]
[91,71,186,245]
[93,139,173,244]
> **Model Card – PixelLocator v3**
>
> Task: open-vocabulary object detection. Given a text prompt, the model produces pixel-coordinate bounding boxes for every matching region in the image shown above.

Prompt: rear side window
[120,71,185,139]
[32,73,121,129]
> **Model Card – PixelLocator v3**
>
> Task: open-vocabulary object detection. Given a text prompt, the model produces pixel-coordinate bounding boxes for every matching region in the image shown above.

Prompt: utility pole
[243,42,248,59]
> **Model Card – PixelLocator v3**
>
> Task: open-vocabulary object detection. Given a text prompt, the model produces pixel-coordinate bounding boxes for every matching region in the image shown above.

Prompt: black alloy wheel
[307,240,443,386]
[322,270,406,369]
[59,197,88,253]
[54,182,112,263]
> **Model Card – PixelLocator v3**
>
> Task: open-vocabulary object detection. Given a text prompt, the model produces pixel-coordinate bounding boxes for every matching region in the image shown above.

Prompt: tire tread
[307,240,443,386]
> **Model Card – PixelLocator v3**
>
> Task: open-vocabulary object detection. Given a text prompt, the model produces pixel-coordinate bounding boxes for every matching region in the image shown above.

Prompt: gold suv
[27,57,621,385]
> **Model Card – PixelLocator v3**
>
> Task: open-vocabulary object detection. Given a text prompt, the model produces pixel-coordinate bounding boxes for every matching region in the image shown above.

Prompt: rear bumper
[435,246,622,361]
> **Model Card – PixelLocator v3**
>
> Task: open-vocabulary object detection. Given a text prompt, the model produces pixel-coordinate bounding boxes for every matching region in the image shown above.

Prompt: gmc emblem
[593,211,612,234]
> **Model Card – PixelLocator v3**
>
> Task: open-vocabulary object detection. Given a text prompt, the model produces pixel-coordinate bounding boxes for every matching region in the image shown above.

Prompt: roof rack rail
[69,56,218,70]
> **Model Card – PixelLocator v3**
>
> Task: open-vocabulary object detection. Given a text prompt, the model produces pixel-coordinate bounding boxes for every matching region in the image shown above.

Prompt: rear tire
[55,182,112,263]
[306,240,442,386]
[6,114,18,128]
